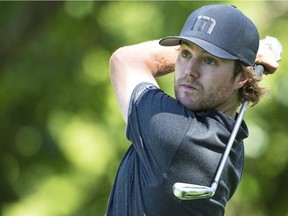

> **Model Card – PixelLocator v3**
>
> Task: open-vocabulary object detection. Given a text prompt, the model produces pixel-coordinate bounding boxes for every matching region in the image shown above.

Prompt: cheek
[213,77,236,98]
[200,75,235,102]
[175,63,182,77]
[175,57,187,75]
[210,72,235,88]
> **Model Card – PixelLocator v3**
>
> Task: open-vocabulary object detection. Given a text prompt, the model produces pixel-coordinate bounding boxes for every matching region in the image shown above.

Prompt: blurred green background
[0,1,287,216]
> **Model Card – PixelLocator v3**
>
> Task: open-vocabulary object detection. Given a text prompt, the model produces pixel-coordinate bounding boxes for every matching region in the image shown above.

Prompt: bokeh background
[0,1,287,216]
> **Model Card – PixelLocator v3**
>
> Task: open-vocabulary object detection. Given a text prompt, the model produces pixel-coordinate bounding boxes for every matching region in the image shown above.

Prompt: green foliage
[0,1,287,216]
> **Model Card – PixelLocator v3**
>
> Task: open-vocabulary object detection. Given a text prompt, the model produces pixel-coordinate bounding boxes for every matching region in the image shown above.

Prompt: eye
[203,57,216,65]
[181,50,191,59]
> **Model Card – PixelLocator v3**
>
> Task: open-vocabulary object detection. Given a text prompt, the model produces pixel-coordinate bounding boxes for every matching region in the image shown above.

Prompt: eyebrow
[180,41,228,62]
[180,41,207,54]
[180,41,230,63]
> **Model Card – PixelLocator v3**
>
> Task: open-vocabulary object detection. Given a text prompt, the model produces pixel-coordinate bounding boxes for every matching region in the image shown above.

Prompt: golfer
[106,4,279,216]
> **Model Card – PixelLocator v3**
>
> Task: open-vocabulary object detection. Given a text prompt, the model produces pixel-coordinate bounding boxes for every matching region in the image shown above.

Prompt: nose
[184,59,200,79]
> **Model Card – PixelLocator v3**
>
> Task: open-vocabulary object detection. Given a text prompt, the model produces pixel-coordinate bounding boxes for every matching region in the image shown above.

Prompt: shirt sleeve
[126,82,193,186]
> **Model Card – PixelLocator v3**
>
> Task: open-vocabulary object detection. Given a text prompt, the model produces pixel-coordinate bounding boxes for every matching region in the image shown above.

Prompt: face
[174,42,244,113]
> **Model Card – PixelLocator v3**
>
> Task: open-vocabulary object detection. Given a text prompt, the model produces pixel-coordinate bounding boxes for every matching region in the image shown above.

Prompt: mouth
[181,83,198,91]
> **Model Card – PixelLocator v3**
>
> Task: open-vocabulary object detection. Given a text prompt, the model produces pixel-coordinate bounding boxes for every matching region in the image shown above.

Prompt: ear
[234,66,252,90]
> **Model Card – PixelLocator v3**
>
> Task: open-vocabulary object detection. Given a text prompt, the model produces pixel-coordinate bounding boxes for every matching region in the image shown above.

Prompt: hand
[255,44,279,74]
[255,36,282,75]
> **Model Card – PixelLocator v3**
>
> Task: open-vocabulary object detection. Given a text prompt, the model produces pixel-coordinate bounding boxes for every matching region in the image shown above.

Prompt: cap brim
[159,36,238,60]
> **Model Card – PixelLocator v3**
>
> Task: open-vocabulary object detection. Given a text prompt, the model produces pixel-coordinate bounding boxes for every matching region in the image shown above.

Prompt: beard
[174,76,235,112]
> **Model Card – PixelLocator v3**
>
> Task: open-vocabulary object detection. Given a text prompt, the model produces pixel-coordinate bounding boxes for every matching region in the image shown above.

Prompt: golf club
[173,36,283,200]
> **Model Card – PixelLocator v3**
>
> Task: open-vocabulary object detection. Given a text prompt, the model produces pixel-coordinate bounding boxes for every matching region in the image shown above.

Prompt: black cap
[160,4,259,66]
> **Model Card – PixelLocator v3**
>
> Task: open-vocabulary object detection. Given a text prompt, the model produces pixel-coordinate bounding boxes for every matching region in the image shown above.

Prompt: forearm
[115,40,178,77]
[109,40,178,121]
[142,40,178,77]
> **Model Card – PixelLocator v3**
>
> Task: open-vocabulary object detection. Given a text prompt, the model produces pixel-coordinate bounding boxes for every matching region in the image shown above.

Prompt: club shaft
[212,100,249,186]
[212,64,264,189]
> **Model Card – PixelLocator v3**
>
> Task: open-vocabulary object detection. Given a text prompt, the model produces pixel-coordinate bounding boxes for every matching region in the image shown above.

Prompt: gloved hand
[255,36,282,75]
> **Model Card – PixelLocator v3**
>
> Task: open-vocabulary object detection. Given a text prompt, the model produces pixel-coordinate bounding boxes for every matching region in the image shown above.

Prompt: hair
[233,61,268,106]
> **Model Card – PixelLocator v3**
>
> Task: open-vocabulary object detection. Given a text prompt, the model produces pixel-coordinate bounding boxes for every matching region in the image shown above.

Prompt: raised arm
[109,40,178,122]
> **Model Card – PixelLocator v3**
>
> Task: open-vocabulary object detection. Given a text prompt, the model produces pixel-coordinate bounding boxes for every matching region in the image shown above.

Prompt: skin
[174,43,248,118]
[256,44,279,74]
[109,40,278,122]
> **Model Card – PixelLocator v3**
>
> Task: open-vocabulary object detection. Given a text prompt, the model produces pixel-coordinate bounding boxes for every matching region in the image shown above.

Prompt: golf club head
[173,182,215,200]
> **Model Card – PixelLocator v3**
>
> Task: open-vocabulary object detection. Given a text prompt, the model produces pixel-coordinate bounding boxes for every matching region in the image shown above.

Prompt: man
[107,4,279,216]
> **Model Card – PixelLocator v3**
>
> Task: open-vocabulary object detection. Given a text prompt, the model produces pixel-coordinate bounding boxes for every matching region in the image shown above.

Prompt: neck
[222,108,238,120]
[217,95,241,120]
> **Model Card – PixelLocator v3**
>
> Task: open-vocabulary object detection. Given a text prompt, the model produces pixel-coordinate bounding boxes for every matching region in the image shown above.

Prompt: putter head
[173,182,215,200]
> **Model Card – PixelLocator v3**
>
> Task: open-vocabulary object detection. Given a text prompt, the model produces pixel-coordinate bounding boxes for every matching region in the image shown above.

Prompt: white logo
[192,16,216,35]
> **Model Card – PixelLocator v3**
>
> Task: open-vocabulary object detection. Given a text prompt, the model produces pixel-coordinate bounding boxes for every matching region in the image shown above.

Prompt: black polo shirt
[106,82,248,216]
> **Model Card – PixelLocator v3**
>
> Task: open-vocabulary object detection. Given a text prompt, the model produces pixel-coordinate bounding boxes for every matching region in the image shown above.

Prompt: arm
[109,40,178,122]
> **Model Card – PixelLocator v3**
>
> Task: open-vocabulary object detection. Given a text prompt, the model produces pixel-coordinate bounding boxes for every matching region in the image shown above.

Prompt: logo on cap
[191,16,216,35]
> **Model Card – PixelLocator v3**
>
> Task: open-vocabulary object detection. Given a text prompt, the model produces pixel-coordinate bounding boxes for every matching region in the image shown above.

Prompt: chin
[179,99,199,111]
